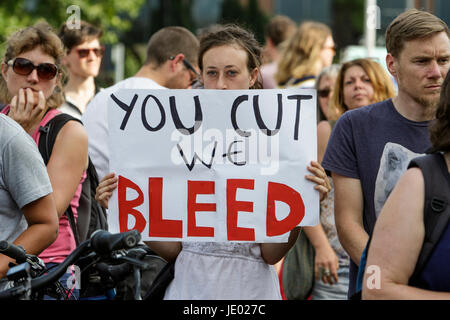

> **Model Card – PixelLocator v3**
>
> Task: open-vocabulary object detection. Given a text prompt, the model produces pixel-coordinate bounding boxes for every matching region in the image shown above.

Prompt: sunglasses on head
[7,57,58,80]
[318,88,331,98]
[76,47,105,58]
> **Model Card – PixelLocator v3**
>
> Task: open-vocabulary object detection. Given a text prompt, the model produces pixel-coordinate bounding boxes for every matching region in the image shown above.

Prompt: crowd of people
[0,7,449,300]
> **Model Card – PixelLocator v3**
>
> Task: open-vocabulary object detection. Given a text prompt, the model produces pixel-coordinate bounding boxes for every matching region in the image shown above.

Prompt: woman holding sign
[96,24,331,300]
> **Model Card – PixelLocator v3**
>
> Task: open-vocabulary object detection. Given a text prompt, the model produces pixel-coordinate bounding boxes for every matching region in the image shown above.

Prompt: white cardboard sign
[108,88,319,242]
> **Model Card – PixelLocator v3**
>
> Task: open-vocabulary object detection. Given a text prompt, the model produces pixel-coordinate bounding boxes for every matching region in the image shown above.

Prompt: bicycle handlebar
[90,230,141,255]
[0,241,27,264]
[0,230,143,299]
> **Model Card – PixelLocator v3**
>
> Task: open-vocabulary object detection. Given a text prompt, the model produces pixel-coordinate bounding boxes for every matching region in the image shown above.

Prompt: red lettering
[118,176,146,233]
[227,179,255,241]
[187,181,216,237]
[148,177,182,238]
[266,182,304,236]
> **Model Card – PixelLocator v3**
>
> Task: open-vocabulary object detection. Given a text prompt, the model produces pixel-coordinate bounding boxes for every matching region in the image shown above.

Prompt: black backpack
[38,113,108,245]
[352,152,450,299]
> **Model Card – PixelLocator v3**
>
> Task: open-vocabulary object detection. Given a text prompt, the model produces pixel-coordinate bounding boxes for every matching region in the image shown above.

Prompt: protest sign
[108,88,319,242]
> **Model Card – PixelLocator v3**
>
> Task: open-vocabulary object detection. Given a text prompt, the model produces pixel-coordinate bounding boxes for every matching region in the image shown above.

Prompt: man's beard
[411,92,440,118]
[397,72,440,119]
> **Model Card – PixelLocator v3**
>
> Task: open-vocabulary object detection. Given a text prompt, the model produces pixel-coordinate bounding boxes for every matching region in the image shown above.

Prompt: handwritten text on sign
[108,89,319,242]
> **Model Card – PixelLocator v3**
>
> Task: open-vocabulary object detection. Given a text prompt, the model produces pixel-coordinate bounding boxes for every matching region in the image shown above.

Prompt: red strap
[32,108,61,144]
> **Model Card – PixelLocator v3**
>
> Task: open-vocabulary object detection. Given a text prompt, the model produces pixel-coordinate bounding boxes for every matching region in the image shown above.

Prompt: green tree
[0,0,146,86]
[0,0,145,44]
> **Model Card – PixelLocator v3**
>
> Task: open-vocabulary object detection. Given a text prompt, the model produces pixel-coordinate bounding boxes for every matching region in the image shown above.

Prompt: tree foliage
[0,0,146,46]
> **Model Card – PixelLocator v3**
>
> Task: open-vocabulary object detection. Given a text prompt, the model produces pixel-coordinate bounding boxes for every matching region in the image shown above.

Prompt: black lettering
[288,95,313,140]
[222,140,246,166]
[231,95,251,137]
[253,94,283,136]
[141,95,166,132]
[177,141,218,171]
[111,93,138,130]
[169,95,203,135]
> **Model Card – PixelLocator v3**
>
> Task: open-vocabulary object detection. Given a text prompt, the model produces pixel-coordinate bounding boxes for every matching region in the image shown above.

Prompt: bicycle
[0,230,167,300]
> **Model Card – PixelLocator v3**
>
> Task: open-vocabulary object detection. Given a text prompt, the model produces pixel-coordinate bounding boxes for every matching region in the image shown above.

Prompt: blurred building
[193,0,449,34]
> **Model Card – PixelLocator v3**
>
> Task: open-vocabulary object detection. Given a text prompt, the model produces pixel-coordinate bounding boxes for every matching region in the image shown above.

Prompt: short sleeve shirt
[0,114,53,243]
[322,99,431,296]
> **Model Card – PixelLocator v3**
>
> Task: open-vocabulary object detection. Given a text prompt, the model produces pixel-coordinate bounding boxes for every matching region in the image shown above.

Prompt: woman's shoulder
[52,117,88,152]
[317,120,332,133]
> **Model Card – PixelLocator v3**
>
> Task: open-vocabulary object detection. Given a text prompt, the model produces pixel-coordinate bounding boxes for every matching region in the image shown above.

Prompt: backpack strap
[37,112,81,164]
[37,112,84,246]
[408,153,450,287]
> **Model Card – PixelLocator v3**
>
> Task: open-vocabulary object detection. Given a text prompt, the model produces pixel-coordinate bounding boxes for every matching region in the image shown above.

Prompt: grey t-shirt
[322,99,431,297]
[0,114,53,243]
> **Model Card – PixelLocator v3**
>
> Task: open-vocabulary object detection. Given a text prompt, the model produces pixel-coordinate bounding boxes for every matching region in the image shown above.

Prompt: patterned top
[320,178,349,267]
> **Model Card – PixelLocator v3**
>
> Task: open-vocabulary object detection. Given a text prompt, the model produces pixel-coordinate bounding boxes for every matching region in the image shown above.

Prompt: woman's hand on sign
[95,172,118,209]
[305,161,331,201]
[9,88,46,134]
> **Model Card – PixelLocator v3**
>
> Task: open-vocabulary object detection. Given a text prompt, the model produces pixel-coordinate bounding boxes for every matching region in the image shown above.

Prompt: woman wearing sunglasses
[0,22,89,299]
[58,21,104,119]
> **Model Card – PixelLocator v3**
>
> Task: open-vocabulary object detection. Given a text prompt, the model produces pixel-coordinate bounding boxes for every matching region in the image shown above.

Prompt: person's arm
[363,168,450,299]
[332,172,367,266]
[260,227,301,265]
[0,194,58,279]
[46,121,89,217]
[303,224,339,284]
[144,241,182,263]
[317,120,332,164]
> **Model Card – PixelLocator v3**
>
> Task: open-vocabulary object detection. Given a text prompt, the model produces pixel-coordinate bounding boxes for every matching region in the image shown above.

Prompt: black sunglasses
[7,57,58,80]
[318,88,331,98]
[76,47,105,58]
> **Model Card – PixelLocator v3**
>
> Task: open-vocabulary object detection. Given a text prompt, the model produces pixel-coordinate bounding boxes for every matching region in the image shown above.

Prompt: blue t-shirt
[322,98,431,297]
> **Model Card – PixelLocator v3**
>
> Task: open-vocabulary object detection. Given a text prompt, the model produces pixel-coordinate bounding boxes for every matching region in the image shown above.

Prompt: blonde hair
[329,58,396,120]
[276,21,332,87]
[0,22,65,109]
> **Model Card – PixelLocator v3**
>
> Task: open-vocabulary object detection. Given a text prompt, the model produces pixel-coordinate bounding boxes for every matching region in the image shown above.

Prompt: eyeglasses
[182,59,200,78]
[170,55,200,86]
[318,88,331,98]
[7,57,58,80]
[76,47,105,59]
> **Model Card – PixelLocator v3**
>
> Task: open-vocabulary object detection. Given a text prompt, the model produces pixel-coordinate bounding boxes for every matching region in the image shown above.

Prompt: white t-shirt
[82,77,166,180]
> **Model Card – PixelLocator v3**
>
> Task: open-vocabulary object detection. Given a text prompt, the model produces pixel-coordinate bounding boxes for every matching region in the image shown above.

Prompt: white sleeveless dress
[163,242,281,300]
